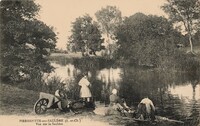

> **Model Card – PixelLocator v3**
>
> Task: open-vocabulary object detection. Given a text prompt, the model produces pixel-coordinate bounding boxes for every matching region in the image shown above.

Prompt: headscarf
[112,89,117,95]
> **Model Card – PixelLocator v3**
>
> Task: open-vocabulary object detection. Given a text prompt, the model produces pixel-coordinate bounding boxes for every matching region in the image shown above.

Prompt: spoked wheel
[34,98,49,115]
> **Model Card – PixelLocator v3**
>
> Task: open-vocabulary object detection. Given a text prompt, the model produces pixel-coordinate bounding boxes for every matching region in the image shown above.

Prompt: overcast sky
[35,0,167,49]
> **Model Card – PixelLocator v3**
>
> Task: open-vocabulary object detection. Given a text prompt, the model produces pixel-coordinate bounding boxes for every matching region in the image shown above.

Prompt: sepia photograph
[0,0,200,126]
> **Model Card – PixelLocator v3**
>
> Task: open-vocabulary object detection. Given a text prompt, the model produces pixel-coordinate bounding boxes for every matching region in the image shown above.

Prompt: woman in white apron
[78,75,92,102]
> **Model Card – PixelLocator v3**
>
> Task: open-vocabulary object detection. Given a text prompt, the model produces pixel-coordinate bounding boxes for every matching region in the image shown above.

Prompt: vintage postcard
[0,0,200,126]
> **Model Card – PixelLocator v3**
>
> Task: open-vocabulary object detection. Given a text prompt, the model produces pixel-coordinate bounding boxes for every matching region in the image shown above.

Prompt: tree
[162,0,200,53]
[0,0,57,82]
[95,6,122,57]
[69,14,103,56]
[116,13,182,67]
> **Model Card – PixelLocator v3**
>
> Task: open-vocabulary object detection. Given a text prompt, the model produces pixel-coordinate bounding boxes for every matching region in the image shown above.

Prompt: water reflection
[169,84,200,100]
[43,62,81,83]
[45,59,200,124]
[97,68,122,87]
[169,84,200,121]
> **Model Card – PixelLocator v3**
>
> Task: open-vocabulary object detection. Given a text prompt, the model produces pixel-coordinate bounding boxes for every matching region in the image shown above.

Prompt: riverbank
[51,46,200,57]
[50,51,103,59]
[0,84,137,125]
[49,46,200,70]
[50,52,83,58]
[0,84,188,126]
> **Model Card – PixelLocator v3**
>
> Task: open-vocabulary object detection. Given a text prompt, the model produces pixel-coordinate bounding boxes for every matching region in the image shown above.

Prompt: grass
[0,84,39,115]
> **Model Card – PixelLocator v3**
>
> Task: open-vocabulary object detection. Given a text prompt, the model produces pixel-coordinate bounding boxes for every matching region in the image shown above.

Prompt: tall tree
[0,0,57,82]
[162,0,200,53]
[116,13,182,67]
[95,6,122,57]
[69,14,103,56]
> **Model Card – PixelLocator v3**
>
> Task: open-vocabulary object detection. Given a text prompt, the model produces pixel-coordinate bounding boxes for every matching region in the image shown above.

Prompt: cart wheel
[34,98,49,115]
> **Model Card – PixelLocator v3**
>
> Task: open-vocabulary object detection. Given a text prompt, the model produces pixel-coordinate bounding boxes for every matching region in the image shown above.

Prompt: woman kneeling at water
[136,97,155,121]
[109,89,132,115]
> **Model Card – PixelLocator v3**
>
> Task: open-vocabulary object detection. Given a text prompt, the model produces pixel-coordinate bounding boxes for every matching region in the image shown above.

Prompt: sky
[35,0,167,50]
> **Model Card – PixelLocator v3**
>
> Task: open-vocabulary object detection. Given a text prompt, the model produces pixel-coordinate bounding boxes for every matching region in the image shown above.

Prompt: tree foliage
[115,13,183,67]
[95,6,122,57]
[162,0,200,52]
[95,6,122,37]
[68,14,103,56]
[0,0,57,82]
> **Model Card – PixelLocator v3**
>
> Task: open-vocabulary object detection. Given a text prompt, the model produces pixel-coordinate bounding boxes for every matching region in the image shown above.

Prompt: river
[45,57,200,125]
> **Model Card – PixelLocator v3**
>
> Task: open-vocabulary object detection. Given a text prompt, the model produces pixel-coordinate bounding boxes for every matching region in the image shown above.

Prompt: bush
[45,76,65,94]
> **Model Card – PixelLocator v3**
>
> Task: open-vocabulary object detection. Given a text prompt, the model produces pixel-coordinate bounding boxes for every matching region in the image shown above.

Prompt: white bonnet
[112,89,117,94]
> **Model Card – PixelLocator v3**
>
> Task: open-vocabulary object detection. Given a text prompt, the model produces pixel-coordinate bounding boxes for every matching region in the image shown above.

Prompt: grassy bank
[0,84,39,115]
[0,84,190,126]
[0,83,136,125]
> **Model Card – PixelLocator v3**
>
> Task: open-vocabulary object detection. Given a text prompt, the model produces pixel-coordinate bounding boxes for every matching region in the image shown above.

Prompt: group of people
[54,73,156,121]
[108,88,155,121]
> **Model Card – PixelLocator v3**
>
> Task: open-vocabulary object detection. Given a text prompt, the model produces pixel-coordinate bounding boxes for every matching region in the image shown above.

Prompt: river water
[45,57,200,125]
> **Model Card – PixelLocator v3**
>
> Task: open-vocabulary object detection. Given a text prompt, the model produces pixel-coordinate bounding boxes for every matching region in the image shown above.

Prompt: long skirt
[80,86,92,98]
